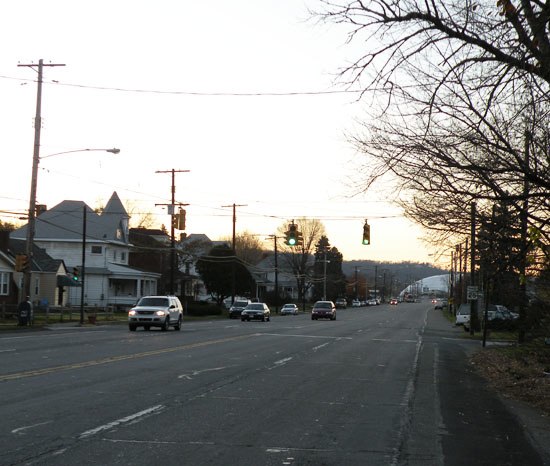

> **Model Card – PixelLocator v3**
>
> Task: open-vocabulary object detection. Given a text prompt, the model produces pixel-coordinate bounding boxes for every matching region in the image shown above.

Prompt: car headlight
[128,310,136,316]
[155,310,166,316]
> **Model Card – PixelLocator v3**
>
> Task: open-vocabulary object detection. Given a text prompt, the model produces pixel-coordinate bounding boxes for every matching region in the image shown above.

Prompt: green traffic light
[288,238,297,246]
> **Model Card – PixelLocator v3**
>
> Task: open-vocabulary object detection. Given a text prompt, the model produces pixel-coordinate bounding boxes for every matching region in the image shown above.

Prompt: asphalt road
[0,301,548,465]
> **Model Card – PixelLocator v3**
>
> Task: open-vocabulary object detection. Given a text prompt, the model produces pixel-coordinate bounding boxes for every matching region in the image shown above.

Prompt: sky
[0,0,438,265]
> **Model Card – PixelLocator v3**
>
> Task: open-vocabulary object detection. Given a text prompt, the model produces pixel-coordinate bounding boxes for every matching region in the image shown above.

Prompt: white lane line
[313,342,329,351]
[268,357,293,370]
[79,405,164,439]
[257,333,352,340]
[178,366,231,380]
[12,420,53,434]
[0,349,16,353]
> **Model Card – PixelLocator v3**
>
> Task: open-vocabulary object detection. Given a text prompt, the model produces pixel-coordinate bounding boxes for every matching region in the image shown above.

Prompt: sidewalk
[428,307,550,465]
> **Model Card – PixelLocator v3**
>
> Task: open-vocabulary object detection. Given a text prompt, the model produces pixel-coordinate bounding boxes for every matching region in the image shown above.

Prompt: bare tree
[220,230,265,266]
[316,0,550,253]
[277,218,326,303]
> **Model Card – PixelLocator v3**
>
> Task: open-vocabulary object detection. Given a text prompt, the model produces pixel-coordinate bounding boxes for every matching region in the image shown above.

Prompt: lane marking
[178,366,231,380]
[257,333,352,340]
[12,420,53,434]
[79,405,164,439]
[0,334,255,382]
[267,357,293,371]
[313,342,330,351]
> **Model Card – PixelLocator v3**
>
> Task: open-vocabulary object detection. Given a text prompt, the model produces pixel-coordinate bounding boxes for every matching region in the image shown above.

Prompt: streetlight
[23,147,120,300]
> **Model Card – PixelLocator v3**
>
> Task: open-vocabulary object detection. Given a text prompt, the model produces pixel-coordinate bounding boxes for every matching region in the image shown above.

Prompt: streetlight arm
[40,148,120,159]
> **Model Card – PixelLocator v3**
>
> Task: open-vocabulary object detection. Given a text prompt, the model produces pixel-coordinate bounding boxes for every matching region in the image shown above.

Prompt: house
[254,253,313,301]
[178,233,231,301]
[0,230,73,309]
[10,192,160,311]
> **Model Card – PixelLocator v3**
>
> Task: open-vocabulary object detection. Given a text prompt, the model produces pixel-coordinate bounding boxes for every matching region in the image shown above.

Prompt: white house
[11,192,160,310]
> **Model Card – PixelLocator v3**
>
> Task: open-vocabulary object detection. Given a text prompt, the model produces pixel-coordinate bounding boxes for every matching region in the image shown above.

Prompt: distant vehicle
[241,303,271,322]
[228,299,251,319]
[390,298,398,305]
[351,299,361,307]
[280,303,299,315]
[433,299,447,310]
[311,301,336,320]
[128,295,183,331]
[367,298,377,306]
[455,304,470,326]
[335,298,347,309]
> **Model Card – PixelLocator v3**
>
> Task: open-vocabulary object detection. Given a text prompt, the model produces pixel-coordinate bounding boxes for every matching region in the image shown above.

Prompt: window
[0,272,9,295]
[91,246,102,254]
[121,252,126,262]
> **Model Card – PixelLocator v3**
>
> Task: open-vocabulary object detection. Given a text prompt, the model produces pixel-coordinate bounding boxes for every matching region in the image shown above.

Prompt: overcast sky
[0,0,438,265]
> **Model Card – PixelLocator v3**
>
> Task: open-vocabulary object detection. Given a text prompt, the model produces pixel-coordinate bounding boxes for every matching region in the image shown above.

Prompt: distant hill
[343,260,447,293]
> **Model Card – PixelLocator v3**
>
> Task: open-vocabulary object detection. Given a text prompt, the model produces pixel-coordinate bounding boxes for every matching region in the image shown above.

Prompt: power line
[0,73,361,97]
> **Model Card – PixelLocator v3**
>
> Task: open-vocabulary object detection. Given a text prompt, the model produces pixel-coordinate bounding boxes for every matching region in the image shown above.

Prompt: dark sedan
[241,303,271,322]
[311,300,336,320]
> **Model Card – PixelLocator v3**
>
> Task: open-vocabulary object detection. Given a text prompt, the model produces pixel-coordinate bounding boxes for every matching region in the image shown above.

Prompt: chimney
[0,230,9,252]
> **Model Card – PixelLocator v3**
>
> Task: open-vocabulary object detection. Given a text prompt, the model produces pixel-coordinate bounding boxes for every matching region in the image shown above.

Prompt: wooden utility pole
[156,169,189,295]
[18,59,65,300]
[222,203,246,303]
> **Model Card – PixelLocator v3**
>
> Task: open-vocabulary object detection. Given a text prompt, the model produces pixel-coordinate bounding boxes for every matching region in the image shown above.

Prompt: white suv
[128,296,183,331]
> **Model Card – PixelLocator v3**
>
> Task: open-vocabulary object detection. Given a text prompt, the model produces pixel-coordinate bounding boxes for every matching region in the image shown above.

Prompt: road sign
[467,286,479,300]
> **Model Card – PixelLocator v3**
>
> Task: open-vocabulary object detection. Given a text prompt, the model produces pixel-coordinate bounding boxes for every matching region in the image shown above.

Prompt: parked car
[241,302,271,321]
[311,301,336,320]
[351,299,361,307]
[390,298,398,305]
[335,298,347,309]
[128,295,183,331]
[433,299,447,310]
[228,299,251,318]
[280,303,299,315]
[455,304,470,326]
[367,298,378,306]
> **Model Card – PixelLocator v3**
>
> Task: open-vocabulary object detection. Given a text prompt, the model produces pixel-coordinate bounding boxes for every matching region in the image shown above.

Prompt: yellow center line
[0,334,256,382]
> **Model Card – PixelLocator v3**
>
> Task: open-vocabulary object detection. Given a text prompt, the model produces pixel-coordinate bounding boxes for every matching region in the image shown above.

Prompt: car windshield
[246,304,264,310]
[138,297,169,307]
[315,302,332,309]
[234,301,248,307]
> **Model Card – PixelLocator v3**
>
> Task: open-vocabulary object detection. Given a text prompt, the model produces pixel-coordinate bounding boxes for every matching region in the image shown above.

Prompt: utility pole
[80,206,87,325]
[18,59,65,300]
[518,129,531,343]
[268,235,280,312]
[470,202,478,335]
[222,203,246,303]
[156,169,189,295]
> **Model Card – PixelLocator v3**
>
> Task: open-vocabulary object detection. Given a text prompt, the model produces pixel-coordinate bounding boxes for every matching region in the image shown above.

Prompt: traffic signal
[286,223,298,246]
[15,254,29,272]
[296,230,303,247]
[72,267,80,282]
[362,221,371,245]
[177,208,186,230]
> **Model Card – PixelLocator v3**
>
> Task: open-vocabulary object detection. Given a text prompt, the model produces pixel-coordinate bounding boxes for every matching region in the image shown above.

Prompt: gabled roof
[9,238,64,272]
[10,192,129,245]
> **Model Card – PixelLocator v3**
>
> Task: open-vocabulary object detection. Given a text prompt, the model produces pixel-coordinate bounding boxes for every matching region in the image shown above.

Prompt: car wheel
[267,315,270,322]
[162,317,170,331]
[241,317,245,321]
[174,316,182,331]
[311,316,315,320]
[129,324,136,331]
